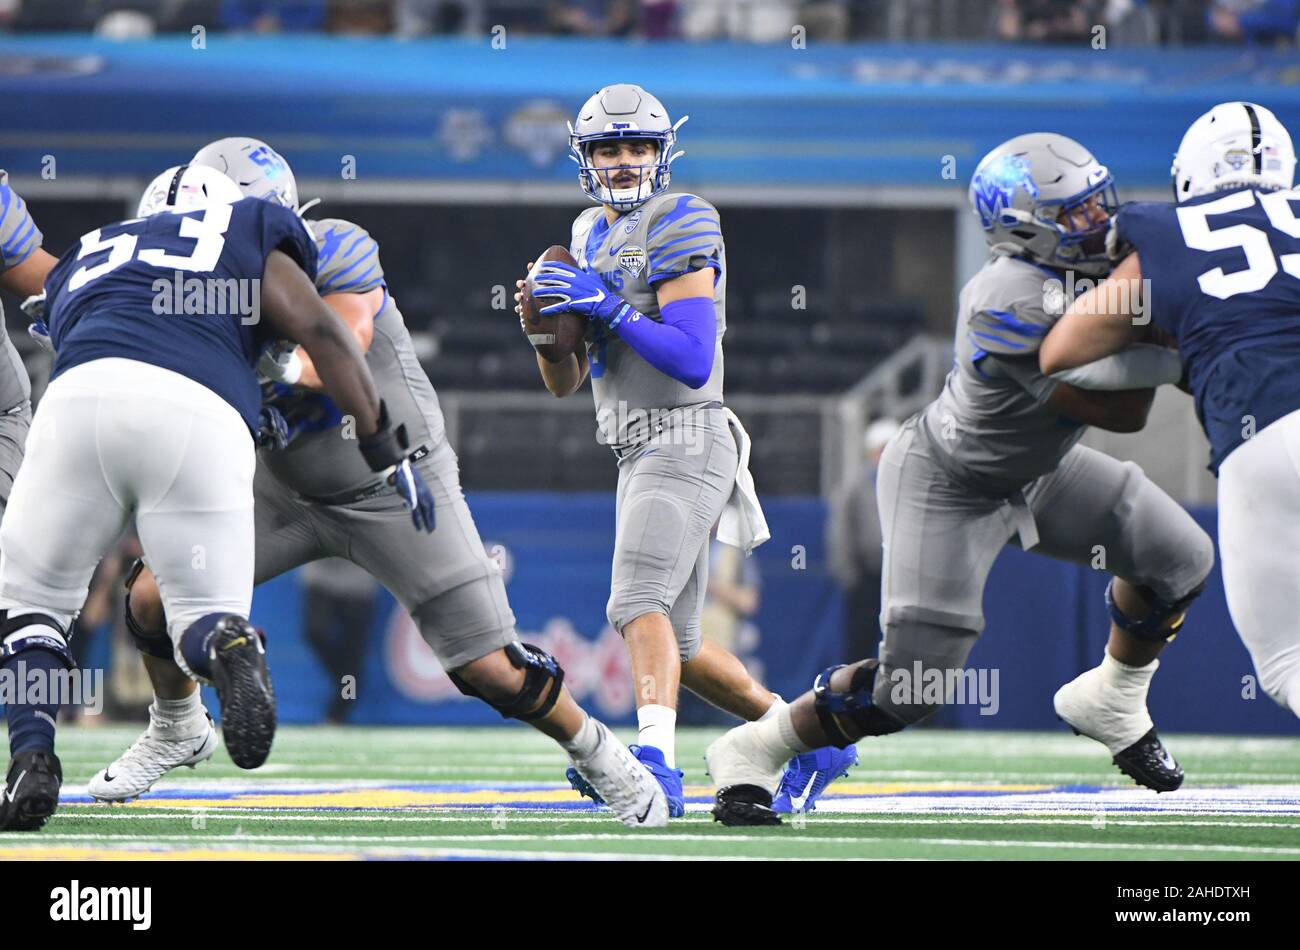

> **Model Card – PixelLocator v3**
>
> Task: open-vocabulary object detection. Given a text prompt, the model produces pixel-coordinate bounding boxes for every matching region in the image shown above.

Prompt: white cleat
[567,721,668,828]
[88,710,219,803]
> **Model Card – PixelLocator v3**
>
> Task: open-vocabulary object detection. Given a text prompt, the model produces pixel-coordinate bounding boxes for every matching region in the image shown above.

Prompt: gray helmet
[968,132,1118,276]
[569,84,687,212]
[191,136,315,214]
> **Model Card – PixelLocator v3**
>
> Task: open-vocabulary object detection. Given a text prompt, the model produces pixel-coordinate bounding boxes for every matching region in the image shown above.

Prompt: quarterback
[516,84,855,817]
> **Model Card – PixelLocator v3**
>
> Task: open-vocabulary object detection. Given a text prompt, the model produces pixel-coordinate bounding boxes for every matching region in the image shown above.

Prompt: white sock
[636,704,677,767]
[151,692,203,731]
[561,714,602,760]
[757,694,786,722]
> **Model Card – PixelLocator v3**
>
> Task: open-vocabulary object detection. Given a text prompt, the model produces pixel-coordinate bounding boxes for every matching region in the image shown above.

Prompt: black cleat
[209,617,276,769]
[0,750,63,831]
[713,784,783,827]
[1112,728,1184,793]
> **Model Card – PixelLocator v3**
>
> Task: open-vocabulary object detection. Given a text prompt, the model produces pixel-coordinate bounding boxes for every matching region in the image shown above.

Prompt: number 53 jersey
[1116,187,1300,472]
[43,197,318,434]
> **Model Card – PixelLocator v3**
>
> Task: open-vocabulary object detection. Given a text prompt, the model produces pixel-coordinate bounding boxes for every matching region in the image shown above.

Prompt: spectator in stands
[547,0,636,36]
[827,418,898,663]
[679,0,798,42]
[394,0,486,34]
[220,0,326,31]
[639,0,679,38]
[997,0,1100,42]
[328,0,394,32]
[802,0,850,40]
[1208,0,1300,45]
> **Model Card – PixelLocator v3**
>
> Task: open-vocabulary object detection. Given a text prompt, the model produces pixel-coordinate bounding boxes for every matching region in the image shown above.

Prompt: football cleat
[705,721,787,825]
[1055,663,1183,792]
[0,750,62,831]
[566,721,669,828]
[88,710,219,802]
[713,782,782,827]
[209,617,276,769]
[1111,728,1185,793]
[567,744,685,817]
[772,744,859,814]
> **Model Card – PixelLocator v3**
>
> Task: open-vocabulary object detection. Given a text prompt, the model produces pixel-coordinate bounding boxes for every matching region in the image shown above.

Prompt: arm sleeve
[0,171,43,273]
[645,194,723,286]
[615,296,717,389]
[309,218,384,295]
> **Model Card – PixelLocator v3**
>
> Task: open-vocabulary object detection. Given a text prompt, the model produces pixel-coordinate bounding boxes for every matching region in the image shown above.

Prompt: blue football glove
[358,400,436,533]
[389,458,437,533]
[532,261,637,329]
[254,405,291,451]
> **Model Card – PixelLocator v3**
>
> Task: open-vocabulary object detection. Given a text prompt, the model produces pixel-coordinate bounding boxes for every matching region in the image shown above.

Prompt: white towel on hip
[717,407,770,556]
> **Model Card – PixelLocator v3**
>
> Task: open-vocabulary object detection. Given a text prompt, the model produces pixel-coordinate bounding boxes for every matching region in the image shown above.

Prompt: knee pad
[0,610,75,670]
[448,641,565,723]
[812,659,906,747]
[124,558,173,661]
[1106,578,1204,642]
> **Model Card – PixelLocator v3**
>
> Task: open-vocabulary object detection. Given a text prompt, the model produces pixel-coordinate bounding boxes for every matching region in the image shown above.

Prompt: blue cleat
[772,745,859,814]
[567,744,685,818]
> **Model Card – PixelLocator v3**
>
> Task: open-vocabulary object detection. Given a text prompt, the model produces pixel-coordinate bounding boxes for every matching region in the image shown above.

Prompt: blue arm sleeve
[614,296,717,390]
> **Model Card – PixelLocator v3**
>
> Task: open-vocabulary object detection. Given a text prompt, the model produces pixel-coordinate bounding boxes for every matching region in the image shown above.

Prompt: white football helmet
[1171,102,1296,203]
[569,84,687,212]
[191,136,317,214]
[136,164,244,217]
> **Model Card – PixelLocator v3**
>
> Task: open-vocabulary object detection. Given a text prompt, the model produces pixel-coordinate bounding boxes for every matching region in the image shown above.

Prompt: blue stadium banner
[3,37,1300,189]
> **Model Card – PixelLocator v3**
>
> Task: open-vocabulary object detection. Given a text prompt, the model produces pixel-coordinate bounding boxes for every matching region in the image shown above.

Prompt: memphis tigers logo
[970,153,1040,231]
[618,245,646,278]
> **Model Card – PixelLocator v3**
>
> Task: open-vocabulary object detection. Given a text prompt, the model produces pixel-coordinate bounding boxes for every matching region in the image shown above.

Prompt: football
[520,245,587,364]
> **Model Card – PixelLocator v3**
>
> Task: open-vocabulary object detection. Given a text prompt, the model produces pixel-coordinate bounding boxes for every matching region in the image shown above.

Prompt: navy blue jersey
[1116,187,1300,472]
[44,197,317,432]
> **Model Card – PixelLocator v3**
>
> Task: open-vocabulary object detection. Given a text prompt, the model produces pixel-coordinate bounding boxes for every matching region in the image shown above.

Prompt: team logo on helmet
[617,245,646,278]
[1224,147,1252,172]
[970,154,1040,231]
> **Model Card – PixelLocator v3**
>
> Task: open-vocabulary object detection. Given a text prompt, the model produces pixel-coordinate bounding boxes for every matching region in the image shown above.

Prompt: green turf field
[5,725,1299,860]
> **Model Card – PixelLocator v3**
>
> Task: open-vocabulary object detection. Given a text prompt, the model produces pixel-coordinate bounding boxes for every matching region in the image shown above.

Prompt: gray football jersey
[0,170,39,411]
[260,218,446,499]
[917,254,1085,496]
[568,191,726,446]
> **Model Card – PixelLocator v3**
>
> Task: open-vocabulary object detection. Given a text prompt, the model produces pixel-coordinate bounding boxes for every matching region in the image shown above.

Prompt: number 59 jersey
[44,197,318,433]
[1116,187,1300,472]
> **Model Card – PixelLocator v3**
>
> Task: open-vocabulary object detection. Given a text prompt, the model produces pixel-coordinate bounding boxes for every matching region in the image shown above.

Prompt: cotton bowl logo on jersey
[970,153,1039,231]
[617,245,645,278]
